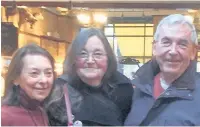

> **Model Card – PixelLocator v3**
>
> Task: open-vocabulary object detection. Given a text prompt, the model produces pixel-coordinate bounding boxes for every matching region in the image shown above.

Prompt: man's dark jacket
[125,60,200,126]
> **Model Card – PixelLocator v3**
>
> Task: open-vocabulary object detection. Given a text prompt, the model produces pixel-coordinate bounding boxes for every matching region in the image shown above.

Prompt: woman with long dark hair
[46,28,133,126]
[1,43,55,126]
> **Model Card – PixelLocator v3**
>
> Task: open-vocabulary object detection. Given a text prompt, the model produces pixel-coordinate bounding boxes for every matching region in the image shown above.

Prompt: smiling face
[153,23,196,79]
[16,54,54,102]
[75,36,108,86]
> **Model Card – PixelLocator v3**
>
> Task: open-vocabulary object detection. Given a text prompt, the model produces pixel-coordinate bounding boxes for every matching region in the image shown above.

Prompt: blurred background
[1,0,200,96]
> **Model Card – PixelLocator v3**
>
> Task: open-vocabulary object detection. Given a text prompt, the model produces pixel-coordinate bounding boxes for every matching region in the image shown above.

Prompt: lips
[165,58,181,62]
[167,60,180,63]
[34,88,47,92]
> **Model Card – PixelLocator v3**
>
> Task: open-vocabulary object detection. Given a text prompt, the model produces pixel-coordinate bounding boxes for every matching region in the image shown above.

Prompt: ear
[190,45,197,60]
[152,40,157,56]
[13,78,20,86]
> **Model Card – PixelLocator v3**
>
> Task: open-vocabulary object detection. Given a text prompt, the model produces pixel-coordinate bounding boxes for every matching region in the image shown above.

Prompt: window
[104,23,154,64]
[104,23,154,79]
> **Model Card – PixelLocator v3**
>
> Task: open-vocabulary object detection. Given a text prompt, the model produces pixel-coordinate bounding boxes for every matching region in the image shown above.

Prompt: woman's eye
[45,71,53,77]
[29,72,39,77]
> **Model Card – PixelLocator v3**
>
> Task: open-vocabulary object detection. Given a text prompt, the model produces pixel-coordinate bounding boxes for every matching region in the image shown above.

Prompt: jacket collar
[133,60,196,91]
[108,71,132,88]
[19,88,42,110]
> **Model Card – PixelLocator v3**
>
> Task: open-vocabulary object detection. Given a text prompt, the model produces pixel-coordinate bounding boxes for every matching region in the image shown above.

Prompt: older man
[125,14,200,126]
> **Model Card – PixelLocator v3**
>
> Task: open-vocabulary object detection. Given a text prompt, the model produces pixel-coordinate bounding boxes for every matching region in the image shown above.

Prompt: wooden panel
[41,39,58,58]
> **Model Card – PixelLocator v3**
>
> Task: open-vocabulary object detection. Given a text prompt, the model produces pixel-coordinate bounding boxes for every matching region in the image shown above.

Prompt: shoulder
[109,71,134,95]
[1,105,15,126]
[110,71,133,87]
[55,76,68,85]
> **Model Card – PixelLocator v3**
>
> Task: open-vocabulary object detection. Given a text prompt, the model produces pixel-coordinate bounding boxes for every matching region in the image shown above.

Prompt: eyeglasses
[77,51,107,61]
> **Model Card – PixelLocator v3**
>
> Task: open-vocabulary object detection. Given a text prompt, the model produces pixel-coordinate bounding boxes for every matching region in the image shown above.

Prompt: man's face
[153,24,196,77]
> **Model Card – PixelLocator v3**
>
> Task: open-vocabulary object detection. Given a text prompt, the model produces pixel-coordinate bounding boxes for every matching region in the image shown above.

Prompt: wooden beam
[2,1,200,9]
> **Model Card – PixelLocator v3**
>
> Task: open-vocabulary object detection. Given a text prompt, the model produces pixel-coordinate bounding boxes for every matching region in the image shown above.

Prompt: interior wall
[1,7,79,64]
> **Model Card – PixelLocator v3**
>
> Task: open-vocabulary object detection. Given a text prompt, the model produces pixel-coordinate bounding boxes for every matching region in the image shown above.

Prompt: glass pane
[144,58,151,63]
[146,24,154,26]
[197,62,200,72]
[104,27,114,36]
[136,58,144,64]
[115,24,145,26]
[198,52,200,62]
[123,64,141,80]
[116,37,144,56]
[105,24,113,27]
[145,27,154,36]
[115,27,144,36]
[145,37,153,56]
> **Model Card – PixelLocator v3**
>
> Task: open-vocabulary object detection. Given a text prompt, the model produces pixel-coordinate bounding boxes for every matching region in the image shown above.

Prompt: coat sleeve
[1,107,13,126]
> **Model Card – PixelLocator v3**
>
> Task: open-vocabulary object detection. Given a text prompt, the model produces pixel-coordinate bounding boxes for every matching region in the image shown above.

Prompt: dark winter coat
[47,71,133,126]
[125,60,200,126]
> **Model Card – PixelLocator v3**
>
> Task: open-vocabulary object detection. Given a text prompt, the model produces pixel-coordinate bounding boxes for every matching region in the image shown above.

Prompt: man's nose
[169,43,178,55]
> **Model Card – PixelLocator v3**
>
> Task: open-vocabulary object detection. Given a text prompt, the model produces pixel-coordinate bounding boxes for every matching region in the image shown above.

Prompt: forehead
[22,54,52,70]
[84,36,106,51]
[159,24,192,40]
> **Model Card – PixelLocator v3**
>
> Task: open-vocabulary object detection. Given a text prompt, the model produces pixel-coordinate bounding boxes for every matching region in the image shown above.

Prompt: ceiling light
[93,13,107,23]
[77,14,90,24]
[17,6,27,9]
[41,6,46,9]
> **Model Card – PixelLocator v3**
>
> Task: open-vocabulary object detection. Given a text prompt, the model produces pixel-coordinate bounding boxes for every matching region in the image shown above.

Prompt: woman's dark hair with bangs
[63,27,117,82]
[2,43,55,105]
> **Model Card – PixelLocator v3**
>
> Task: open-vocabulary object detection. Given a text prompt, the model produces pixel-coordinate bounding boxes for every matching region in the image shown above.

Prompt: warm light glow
[93,13,107,23]
[188,9,198,13]
[41,6,46,8]
[57,7,68,12]
[34,13,44,20]
[17,6,27,8]
[55,63,63,76]
[184,15,194,23]
[77,13,90,24]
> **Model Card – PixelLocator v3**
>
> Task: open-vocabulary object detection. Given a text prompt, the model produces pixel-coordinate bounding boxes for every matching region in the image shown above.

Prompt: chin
[163,69,181,75]
[35,96,47,102]
[85,75,99,79]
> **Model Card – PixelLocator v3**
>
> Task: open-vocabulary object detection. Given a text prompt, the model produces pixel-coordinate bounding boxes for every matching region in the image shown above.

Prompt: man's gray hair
[154,14,198,44]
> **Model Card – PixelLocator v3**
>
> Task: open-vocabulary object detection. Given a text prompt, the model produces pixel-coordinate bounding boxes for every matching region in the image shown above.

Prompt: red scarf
[153,73,164,99]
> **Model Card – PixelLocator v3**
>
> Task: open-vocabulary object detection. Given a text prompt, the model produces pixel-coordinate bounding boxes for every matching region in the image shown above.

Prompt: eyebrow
[161,37,171,41]
[28,67,53,71]
[94,49,104,52]
[178,39,189,44]
[81,48,105,52]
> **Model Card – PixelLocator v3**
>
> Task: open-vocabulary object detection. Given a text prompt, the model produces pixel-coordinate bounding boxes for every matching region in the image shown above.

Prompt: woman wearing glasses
[1,44,55,126]
[46,28,133,126]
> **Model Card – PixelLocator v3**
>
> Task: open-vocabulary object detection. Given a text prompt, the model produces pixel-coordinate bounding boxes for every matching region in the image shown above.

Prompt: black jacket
[47,71,133,126]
